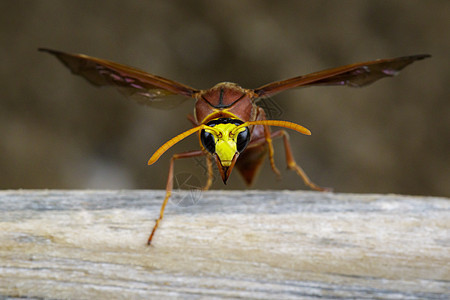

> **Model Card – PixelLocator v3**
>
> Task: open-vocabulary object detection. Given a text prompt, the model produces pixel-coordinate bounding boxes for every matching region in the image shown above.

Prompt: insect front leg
[272,130,331,192]
[247,129,330,191]
[263,124,281,178]
[147,150,206,245]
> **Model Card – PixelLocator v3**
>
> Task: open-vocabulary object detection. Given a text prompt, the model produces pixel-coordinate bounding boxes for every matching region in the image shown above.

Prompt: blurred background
[1,0,448,196]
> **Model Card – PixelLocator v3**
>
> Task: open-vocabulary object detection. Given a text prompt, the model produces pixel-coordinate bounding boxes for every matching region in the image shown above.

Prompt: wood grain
[0,190,449,299]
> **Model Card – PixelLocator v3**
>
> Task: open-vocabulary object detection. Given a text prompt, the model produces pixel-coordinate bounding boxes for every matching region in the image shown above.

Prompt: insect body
[39,48,429,245]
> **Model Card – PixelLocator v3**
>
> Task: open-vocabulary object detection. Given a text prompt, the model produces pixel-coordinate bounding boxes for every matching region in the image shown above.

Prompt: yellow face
[204,123,247,166]
[200,118,251,183]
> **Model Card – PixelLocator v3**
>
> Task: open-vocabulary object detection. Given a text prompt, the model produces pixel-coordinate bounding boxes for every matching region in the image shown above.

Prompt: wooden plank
[0,190,449,299]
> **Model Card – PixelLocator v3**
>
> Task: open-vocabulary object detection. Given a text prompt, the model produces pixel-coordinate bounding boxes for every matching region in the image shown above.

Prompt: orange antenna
[233,120,311,135]
[148,125,206,165]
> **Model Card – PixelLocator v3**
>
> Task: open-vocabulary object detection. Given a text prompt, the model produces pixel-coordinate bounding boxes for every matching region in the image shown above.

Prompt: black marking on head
[206,118,244,126]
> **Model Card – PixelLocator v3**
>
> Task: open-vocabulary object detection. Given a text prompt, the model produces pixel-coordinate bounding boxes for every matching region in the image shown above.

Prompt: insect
[39,48,430,245]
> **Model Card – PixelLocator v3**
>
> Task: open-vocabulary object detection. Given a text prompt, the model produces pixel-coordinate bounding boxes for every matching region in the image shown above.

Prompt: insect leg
[263,124,281,178]
[148,150,206,245]
[272,130,330,191]
[246,130,330,191]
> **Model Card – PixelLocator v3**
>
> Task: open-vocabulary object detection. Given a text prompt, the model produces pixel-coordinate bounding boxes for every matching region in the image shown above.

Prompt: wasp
[39,48,429,245]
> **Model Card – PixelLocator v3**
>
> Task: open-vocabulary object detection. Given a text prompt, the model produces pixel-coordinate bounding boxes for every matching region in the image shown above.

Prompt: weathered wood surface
[0,190,448,299]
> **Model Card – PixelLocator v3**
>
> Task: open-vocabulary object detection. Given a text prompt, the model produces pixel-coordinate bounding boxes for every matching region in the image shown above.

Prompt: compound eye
[200,129,215,154]
[236,127,250,153]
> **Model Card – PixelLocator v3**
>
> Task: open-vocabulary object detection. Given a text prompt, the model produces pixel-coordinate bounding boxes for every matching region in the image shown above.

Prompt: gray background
[1,0,448,196]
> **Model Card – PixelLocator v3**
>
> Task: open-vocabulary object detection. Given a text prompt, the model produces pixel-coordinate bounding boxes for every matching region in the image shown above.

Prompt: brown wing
[39,48,199,106]
[253,54,430,98]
